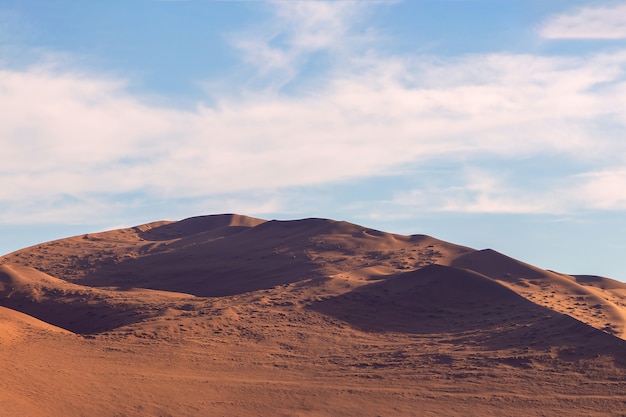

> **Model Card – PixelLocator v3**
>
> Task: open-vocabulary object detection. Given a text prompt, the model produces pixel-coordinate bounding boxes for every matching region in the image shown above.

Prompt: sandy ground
[2,214,626,416]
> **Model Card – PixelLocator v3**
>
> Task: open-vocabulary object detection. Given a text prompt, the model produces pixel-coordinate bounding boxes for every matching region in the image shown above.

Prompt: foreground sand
[2,214,626,416]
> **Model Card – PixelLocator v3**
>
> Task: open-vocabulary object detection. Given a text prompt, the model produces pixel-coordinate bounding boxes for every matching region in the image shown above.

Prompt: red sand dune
[1,214,626,416]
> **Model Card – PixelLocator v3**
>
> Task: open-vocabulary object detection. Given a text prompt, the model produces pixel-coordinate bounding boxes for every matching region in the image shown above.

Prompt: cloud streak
[229,0,381,89]
[540,3,626,40]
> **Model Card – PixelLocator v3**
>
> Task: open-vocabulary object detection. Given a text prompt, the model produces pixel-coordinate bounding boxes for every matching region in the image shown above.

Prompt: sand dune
[0,305,71,346]
[2,214,626,416]
[0,263,185,333]
[311,264,626,359]
[449,249,626,337]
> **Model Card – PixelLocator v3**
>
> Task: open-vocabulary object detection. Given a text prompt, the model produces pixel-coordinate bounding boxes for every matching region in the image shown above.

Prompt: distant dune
[1,214,626,416]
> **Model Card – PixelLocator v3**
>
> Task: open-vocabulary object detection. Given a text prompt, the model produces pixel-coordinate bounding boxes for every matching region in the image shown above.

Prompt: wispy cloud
[571,169,626,210]
[383,164,626,216]
[229,0,380,89]
[539,3,626,40]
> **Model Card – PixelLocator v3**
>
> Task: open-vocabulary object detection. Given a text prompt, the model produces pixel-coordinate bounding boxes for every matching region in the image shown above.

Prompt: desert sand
[1,214,626,416]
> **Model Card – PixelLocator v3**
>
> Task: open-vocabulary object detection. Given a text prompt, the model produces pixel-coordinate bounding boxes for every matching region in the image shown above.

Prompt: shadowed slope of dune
[311,264,533,333]
[0,305,72,346]
[90,217,471,296]
[309,264,626,363]
[0,214,269,282]
[0,215,473,297]
[0,264,157,333]
[449,249,626,337]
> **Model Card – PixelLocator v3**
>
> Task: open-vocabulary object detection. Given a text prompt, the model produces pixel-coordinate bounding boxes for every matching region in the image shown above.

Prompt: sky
[1,0,626,280]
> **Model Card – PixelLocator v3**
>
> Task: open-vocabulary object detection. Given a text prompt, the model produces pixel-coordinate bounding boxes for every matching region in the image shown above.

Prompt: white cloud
[570,169,626,210]
[387,167,555,215]
[230,0,379,88]
[2,48,626,221]
[540,3,626,40]
[3,1,626,223]
[384,164,626,215]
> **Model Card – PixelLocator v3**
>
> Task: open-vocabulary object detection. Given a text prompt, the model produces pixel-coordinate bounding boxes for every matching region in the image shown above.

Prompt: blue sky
[2,0,626,279]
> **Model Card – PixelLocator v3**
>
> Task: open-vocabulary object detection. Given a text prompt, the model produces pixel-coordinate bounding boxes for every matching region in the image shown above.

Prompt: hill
[1,214,626,416]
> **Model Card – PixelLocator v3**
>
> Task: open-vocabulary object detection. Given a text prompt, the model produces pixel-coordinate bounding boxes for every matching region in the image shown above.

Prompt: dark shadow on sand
[308,264,626,366]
